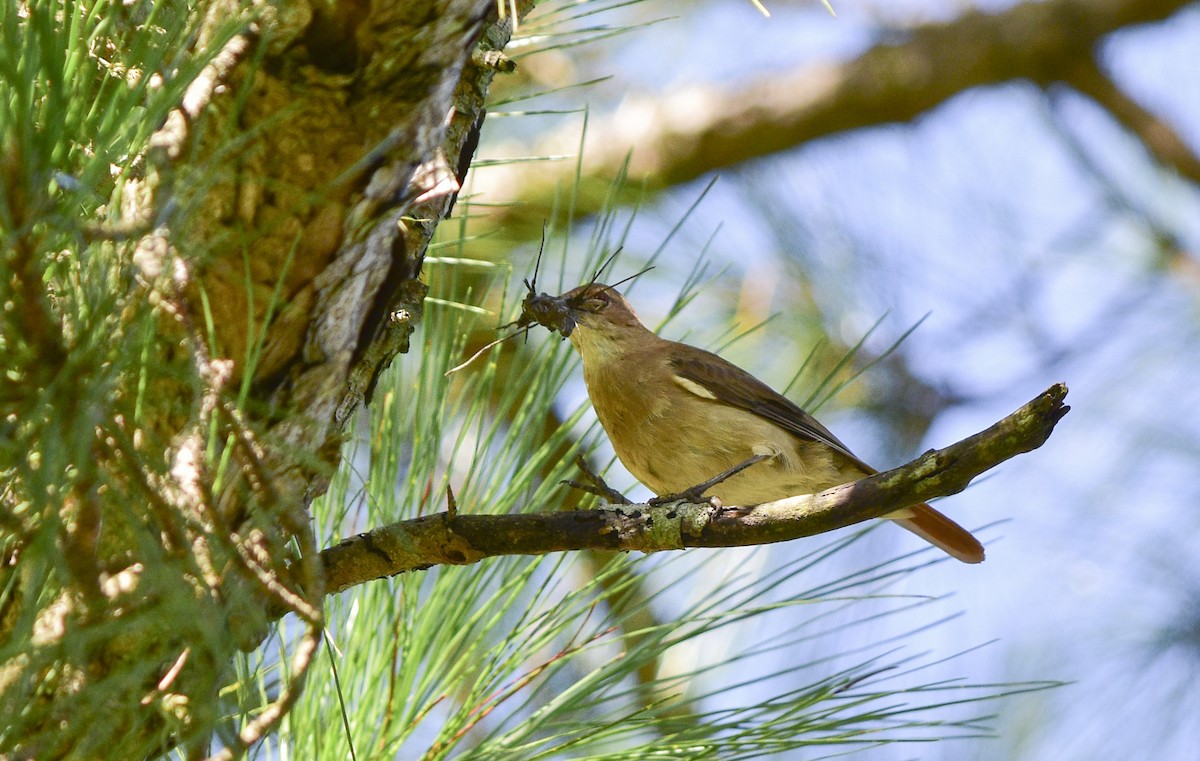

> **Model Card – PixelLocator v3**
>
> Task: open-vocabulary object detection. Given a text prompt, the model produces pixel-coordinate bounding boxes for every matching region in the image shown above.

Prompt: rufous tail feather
[888,503,985,564]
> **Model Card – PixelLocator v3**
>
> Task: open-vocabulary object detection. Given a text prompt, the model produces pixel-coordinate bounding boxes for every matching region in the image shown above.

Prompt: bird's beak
[521,292,577,338]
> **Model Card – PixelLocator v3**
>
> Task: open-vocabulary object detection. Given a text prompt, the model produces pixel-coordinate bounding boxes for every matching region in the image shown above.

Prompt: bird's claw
[648,489,722,507]
[562,456,632,505]
[647,454,770,507]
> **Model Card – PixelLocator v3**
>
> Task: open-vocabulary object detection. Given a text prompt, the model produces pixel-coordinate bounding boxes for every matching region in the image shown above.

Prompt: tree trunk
[0,1,532,757]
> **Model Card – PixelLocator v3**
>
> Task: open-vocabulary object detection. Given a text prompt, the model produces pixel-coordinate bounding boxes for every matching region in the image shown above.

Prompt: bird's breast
[582,357,859,504]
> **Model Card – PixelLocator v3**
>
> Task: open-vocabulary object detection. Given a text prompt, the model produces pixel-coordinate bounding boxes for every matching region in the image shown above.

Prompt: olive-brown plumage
[538,282,984,564]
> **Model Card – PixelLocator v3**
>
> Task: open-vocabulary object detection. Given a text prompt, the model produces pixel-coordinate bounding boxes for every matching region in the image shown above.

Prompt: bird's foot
[647,487,721,507]
[562,455,632,505]
[647,453,772,507]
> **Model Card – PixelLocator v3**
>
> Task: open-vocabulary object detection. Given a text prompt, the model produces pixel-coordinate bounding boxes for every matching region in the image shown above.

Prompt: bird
[522,281,985,564]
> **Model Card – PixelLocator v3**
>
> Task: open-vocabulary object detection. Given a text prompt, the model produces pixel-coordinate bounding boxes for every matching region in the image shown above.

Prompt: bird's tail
[886,503,985,564]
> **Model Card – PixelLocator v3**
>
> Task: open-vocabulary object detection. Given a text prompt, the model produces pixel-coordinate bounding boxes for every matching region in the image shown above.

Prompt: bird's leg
[648,453,773,506]
[562,455,633,505]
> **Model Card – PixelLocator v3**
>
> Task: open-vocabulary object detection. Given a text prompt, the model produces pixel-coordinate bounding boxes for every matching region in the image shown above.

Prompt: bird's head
[520,283,649,355]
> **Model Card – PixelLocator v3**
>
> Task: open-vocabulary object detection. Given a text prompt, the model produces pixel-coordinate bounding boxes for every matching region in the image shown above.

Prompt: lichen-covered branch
[320,384,1069,595]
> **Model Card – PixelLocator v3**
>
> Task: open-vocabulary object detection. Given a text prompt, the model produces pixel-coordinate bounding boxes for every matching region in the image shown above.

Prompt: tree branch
[320,384,1069,595]
[469,0,1193,245]
[1064,56,1200,187]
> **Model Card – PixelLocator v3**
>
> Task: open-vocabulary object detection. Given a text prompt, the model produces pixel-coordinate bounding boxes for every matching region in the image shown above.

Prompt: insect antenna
[523,221,548,297]
[608,265,655,292]
[588,246,623,286]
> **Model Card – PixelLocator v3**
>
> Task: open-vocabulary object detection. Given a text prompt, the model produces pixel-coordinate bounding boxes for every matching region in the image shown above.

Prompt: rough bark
[183,0,536,752]
[192,0,522,502]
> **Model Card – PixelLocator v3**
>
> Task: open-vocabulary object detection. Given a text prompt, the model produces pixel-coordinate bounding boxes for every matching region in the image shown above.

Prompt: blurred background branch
[467,0,1196,251]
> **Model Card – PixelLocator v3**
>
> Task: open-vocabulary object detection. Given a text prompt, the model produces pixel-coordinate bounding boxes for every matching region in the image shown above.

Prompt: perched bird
[524,281,984,564]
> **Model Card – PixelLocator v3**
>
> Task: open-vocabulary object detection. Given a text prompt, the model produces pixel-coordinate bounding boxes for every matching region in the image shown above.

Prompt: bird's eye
[582,293,609,311]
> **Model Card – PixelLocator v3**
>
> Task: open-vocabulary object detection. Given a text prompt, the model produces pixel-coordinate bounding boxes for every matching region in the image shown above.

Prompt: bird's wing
[669,344,987,563]
[669,345,875,473]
